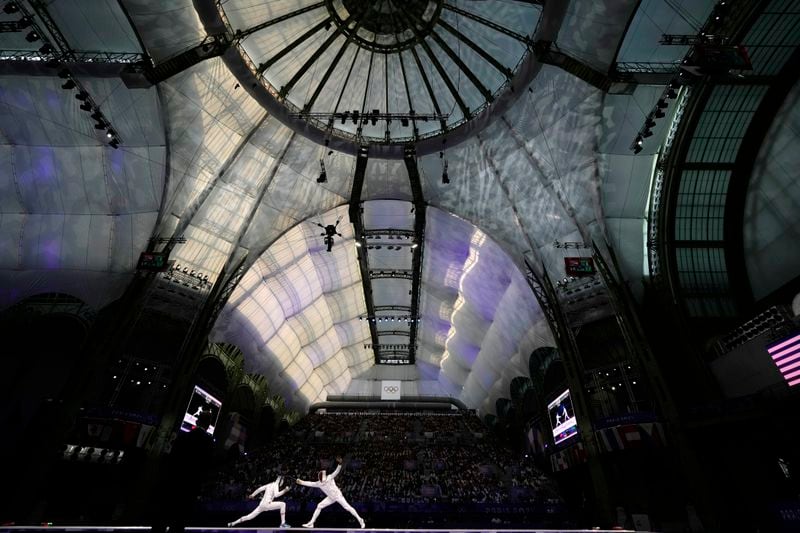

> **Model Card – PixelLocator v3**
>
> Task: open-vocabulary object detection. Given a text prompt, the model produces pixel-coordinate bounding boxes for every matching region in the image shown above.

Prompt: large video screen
[181,385,221,435]
[548,389,578,446]
[767,332,800,387]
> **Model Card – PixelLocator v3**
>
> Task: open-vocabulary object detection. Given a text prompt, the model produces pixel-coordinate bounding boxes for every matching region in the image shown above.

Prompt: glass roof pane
[220,0,540,142]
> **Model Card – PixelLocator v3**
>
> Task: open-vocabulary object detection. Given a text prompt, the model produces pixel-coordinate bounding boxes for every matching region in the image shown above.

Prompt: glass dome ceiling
[218,0,542,143]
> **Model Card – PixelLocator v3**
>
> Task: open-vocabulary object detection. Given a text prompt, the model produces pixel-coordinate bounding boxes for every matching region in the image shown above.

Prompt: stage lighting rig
[317,159,327,183]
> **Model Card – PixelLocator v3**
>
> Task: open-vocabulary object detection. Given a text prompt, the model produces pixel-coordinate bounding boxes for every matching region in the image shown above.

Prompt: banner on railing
[595,422,666,453]
[549,441,587,472]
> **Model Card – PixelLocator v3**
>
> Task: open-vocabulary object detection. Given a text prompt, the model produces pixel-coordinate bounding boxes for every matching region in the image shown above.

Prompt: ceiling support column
[523,260,615,526]
[404,146,426,364]
[348,146,382,363]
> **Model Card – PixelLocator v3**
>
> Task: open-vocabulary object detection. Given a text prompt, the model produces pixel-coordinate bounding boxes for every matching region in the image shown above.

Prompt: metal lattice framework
[216,0,543,143]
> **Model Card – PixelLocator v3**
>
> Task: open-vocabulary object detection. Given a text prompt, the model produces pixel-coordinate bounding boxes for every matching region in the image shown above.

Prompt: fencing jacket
[298,463,343,499]
[251,477,288,505]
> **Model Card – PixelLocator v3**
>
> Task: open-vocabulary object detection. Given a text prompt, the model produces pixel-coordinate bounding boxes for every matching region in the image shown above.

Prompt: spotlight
[411,243,418,249]
[654,108,665,119]
[645,117,656,129]
[352,110,359,124]
[631,136,643,152]
[61,79,76,90]
[39,43,54,54]
[340,112,348,124]
[666,88,677,99]
[106,129,115,139]
[109,139,119,149]
[57,69,71,79]
[3,2,20,14]
[94,120,106,130]
[442,160,449,184]
[355,241,361,247]
[75,91,89,101]
[80,101,92,111]
[91,111,103,121]
[400,117,409,127]
[656,99,668,109]
[25,30,40,43]
[642,128,653,138]
[18,15,32,28]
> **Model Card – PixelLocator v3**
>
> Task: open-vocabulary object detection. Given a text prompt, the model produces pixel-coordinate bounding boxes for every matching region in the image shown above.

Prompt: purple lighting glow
[767,332,800,387]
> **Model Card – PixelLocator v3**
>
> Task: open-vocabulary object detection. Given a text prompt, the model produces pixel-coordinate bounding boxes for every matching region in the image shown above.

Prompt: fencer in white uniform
[228,474,291,528]
[296,457,365,528]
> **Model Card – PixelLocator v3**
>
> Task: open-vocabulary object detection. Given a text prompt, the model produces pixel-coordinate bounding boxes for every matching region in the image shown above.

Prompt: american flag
[767,332,800,387]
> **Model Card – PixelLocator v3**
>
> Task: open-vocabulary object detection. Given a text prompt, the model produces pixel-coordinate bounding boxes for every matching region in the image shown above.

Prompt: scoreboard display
[564,257,595,276]
[137,251,170,272]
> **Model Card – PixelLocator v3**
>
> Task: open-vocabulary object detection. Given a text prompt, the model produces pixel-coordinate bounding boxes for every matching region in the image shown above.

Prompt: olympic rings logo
[383,386,399,393]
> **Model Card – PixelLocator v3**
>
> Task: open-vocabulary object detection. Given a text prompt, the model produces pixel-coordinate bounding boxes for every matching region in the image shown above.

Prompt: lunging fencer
[228,474,291,528]
[297,456,365,528]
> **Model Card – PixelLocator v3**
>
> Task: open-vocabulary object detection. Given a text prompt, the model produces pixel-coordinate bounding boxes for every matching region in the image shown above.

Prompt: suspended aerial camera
[317,218,343,252]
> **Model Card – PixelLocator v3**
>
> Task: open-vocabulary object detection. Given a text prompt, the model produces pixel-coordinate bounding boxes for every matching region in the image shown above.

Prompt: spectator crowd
[201,410,561,512]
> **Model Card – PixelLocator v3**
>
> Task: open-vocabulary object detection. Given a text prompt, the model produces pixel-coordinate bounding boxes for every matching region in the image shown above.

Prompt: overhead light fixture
[654,108,665,119]
[57,69,71,79]
[645,117,656,129]
[355,241,361,247]
[79,101,92,111]
[61,79,76,90]
[352,110,359,124]
[400,117,409,127]
[442,160,449,184]
[25,30,40,43]
[39,43,54,54]
[108,139,120,149]
[75,91,89,101]
[642,128,653,138]
[18,15,32,28]
[656,99,668,109]
[94,120,106,130]
[666,88,677,99]
[3,2,20,14]
[106,129,115,139]
[631,136,644,154]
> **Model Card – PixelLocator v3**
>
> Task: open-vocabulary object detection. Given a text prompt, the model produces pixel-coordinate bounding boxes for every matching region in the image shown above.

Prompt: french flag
[767,333,800,387]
